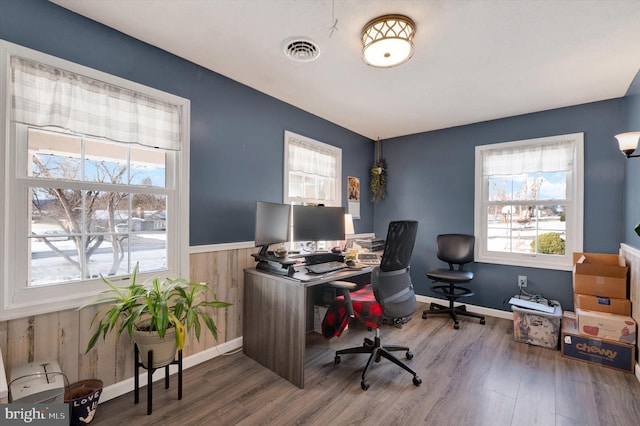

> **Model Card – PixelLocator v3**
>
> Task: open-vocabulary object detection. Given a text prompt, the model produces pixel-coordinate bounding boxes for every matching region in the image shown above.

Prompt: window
[283,131,342,206]
[0,41,190,319]
[474,133,583,271]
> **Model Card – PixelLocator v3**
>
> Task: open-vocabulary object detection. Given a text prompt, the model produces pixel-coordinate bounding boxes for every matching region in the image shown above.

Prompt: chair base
[422,301,486,329]
[334,331,422,391]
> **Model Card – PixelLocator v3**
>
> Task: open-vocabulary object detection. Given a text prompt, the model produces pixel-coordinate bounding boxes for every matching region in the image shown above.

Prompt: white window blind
[284,131,341,206]
[481,140,575,176]
[287,135,337,178]
[10,56,182,150]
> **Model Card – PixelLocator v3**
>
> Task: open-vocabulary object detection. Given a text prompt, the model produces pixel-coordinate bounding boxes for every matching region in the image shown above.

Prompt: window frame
[283,130,342,207]
[474,133,584,271]
[0,40,190,320]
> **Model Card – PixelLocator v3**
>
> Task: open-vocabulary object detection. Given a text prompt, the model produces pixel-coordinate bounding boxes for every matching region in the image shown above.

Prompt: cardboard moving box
[561,318,635,373]
[575,308,636,344]
[574,294,631,316]
[573,252,628,299]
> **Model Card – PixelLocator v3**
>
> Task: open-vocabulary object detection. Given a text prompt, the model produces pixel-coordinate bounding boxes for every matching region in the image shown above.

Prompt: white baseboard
[99,337,243,403]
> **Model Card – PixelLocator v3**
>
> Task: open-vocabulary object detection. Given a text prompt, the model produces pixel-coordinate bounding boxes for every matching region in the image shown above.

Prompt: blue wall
[377,100,626,311]
[622,93,640,248]
[2,0,636,313]
[0,0,375,246]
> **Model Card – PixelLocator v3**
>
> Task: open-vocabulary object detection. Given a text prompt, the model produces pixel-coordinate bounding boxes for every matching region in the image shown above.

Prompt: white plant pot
[133,323,177,369]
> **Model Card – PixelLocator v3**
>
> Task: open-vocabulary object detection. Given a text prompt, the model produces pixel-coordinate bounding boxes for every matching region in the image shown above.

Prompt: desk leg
[243,271,307,388]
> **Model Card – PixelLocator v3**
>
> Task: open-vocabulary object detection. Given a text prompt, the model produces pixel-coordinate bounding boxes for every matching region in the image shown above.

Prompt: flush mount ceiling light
[361,14,415,68]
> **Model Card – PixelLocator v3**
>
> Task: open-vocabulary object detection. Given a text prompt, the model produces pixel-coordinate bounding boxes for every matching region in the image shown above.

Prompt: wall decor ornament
[370,158,387,202]
[370,139,386,202]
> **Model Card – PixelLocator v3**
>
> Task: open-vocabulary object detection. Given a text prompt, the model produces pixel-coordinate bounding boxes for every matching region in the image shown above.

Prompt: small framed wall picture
[347,176,361,219]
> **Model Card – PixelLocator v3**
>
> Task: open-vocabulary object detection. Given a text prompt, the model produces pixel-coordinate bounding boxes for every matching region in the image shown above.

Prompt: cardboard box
[561,319,635,373]
[562,311,579,334]
[573,252,628,299]
[575,308,636,344]
[313,305,328,334]
[574,294,631,316]
[512,303,562,349]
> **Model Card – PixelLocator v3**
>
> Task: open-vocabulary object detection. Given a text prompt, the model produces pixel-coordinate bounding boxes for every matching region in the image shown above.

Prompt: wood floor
[90,302,640,425]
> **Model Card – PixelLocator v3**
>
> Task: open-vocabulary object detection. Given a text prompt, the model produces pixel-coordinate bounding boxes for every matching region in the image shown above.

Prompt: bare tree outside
[28,128,167,285]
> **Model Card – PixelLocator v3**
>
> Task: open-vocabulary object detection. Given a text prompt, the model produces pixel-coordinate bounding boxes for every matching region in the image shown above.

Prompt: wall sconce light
[614,132,640,158]
[361,14,415,68]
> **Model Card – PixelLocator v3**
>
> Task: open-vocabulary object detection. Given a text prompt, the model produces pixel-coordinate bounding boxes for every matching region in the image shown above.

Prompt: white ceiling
[51,0,640,140]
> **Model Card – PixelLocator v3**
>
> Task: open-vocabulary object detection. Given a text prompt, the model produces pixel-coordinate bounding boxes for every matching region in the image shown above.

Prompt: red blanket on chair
[321,284,383,339]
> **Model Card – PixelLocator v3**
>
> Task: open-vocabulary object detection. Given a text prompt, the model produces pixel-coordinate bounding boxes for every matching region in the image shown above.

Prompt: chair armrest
[329,280,358,290]
[328,281,358,317]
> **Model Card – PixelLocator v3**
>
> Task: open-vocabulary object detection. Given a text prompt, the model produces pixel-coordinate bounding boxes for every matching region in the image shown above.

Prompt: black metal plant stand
[134,344,183,415]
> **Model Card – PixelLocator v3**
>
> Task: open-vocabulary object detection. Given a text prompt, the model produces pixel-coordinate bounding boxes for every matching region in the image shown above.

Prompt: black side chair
[421,234,485,329]
[325,220,422,391]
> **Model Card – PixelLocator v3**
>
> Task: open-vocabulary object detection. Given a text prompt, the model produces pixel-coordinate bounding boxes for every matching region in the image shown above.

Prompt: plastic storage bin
[512,303,562,349]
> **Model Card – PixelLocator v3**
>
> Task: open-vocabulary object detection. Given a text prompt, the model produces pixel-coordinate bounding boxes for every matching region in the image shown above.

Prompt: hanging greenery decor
[370,158,387,202]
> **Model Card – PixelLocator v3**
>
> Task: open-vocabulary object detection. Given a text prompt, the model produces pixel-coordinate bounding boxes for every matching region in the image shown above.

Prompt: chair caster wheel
[334,356,341,365]
[422,312,428,319]
[480,318,486,325]
[454,322,460,330]
[361,380,369,391]
[406,351,413,360]
[413,376,422,386]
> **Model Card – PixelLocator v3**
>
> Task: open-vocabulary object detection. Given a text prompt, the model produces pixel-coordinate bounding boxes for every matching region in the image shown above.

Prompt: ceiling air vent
[282,38,320,62]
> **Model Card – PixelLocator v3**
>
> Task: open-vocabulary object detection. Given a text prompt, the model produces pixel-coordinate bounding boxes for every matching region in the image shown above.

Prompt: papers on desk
[289,264,371,282]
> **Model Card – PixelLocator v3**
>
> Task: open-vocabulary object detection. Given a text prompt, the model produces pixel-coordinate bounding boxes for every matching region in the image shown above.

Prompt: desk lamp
[343,214,355,252]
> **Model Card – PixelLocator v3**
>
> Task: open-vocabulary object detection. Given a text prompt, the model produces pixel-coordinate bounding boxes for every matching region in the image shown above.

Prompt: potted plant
[82,264,231,368]
[370,158,387,202]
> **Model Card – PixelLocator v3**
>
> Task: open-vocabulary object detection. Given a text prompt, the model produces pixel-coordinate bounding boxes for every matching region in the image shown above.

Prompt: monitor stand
[255,260,295,277]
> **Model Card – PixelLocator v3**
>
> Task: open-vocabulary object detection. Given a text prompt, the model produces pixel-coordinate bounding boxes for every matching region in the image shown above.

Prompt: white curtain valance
[10,56,182,150]
[482,140,575,176]
[288,136,337,178]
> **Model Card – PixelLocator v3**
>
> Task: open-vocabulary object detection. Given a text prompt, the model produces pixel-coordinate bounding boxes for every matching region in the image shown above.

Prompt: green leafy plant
[531,232,565,255]
[82,264,231,353]
[370,158,387,202]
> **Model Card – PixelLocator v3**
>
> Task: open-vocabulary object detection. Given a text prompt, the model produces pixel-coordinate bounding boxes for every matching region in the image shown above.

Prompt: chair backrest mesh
[379,221,418,272]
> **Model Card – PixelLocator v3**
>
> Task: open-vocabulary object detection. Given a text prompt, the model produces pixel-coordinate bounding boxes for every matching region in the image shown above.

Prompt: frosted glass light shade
[614,132,640,157]
[362,15,415,68]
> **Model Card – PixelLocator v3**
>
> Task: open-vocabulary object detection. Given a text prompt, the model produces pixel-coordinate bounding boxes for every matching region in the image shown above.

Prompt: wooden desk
[243,266,371,388]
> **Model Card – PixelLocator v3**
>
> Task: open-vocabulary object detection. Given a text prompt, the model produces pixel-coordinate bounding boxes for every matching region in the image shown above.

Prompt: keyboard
[306,261,347,274]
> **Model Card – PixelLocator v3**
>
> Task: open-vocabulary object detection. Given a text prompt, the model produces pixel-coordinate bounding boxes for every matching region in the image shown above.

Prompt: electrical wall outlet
[518,275,527,288]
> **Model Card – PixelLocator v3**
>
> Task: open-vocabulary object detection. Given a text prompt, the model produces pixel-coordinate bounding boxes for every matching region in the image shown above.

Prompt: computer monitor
[254,201,290,256]
[291,205,345,245]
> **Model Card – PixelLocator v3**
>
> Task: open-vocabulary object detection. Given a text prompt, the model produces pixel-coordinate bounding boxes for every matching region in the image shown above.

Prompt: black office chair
[323,220,422,391]
[421,234,485,329]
